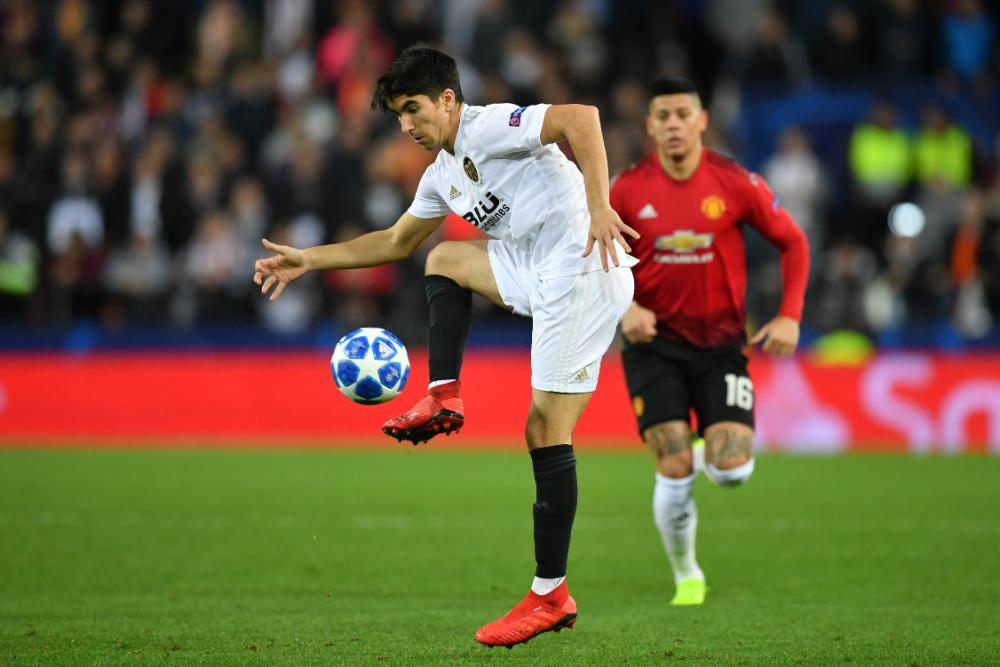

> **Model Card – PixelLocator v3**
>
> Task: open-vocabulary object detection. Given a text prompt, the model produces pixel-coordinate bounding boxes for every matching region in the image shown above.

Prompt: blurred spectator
[976,173,1000,320]
[0,154,17,230]
[161,150,223,254]
[317,0,394,110]
[129,140,167,240]
[879,231,951,326]
[0,0,996,343]
[264,0,313,58]
[230,176,269,259]
[849,100,911,204]
[914,178,965,263]
[950,190,992,336]
[763,127,827,250]
[0,209,39,322]
[740,9,810,88]
[913,104,972,189]
[102,231,171,325]
[383,0,439,51]
[811,5,867,84]
[809,240,878,332]
[704,0,772,59]
[48,230,104,325]
[225,62,276,163]
[499,29,545,97]
[176,209,249,323]
[92,138,129,247]
[197,0,249,69]
[877,0,939,80]
[47,150,103,256]
[848,100,911,250]
[18,85,64,246]
[466,0,516,77]
[941,0,995,87]
[547,2,607,90]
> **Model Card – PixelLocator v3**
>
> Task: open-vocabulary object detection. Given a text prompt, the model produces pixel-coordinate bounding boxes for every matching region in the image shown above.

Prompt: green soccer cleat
[671,577,707,606]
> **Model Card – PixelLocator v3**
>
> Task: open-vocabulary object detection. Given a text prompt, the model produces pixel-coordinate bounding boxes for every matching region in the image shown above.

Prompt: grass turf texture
[1,450,998,666]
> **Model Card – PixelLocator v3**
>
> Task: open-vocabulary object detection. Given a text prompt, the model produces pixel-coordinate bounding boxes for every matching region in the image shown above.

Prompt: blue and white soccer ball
[330,327,410,404]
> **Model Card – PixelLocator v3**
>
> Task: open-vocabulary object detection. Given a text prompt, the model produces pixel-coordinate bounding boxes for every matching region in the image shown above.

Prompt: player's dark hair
[649,77,701,102]
[371,45,464,112]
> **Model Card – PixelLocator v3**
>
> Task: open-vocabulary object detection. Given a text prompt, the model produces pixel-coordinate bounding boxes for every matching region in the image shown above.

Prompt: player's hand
[253,238,309,301]
[750,315,800,357]
[584,203,640,272]
[621,302,657,344]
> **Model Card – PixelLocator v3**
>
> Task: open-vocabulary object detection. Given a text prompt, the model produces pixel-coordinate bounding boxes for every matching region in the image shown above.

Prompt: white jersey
[407,103,637,278]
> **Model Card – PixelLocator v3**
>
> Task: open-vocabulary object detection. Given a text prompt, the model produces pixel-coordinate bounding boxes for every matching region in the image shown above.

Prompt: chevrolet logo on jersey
[655,230,714,253]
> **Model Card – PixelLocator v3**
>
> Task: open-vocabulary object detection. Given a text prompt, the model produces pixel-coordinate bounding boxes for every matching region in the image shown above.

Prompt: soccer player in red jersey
[610,78,809,605]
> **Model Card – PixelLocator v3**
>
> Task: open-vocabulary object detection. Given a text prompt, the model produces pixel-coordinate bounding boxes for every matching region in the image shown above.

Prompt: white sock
[428,378,457,389]
[692,438,707,474]
[530,576,565,596]
[653,472,704,584]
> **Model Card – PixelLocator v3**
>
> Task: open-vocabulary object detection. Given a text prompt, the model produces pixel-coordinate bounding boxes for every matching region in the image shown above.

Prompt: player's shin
[425,274,472,385]
[530,444,577,595]
[653,472,704,584]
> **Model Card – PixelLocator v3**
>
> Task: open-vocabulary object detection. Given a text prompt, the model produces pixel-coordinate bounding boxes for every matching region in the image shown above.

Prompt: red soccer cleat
[475,580,577,648]
[382,381,464,445]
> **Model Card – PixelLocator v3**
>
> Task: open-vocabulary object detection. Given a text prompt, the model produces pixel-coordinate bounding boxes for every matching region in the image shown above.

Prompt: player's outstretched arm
[540,104,639,272]
[253,212,444,301]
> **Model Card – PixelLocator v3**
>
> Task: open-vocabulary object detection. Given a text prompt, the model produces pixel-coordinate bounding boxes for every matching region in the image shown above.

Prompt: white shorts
[487,239,635,393]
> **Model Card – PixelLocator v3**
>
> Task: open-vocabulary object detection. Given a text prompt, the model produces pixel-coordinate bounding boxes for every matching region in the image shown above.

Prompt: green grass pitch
[1,448,998,666]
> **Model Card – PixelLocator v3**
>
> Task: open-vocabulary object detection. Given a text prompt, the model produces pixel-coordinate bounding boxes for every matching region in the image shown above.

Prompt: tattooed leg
[643,421,692,478]
[703,422,755,487]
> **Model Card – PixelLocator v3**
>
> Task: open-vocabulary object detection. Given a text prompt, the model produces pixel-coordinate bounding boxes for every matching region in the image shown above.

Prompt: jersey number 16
[724,374,754,410]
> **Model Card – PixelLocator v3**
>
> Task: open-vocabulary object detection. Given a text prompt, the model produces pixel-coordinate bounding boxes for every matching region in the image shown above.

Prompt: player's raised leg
[646,420,707,605]
[383,241,504,444]
[476,389,589,648]
[703,421,755,487]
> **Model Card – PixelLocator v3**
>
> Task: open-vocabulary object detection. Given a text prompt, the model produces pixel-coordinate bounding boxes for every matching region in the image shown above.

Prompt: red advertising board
[0,351,997,452]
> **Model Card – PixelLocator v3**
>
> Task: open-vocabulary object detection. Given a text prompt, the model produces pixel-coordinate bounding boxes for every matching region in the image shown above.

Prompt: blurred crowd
[0,0,998,345]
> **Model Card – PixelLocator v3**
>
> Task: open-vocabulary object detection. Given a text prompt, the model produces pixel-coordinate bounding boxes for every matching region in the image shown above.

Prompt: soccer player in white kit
[253,46,637,647]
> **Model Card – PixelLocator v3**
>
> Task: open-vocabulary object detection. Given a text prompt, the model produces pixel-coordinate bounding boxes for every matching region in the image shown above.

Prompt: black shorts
[622,337,755,435]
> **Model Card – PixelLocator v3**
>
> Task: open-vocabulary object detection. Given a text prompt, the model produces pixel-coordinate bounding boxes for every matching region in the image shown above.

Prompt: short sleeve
[466,104,550,158]
[407,164,451,219]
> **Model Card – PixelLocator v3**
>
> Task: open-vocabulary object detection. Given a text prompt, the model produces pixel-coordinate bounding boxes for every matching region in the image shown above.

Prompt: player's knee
[704,425,755,486]
[659,451,693,478]
[524,408,551,450]
[705,457,754,487]
[643,422,692,478]
[425,242,462,278]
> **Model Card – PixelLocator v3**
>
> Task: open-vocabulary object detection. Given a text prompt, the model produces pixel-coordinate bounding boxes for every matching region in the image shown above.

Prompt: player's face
[390,91,455,151]
[646,94,707,159]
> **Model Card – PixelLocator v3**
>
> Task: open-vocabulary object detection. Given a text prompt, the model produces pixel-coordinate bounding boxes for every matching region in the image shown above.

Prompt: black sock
[425,274,472,383]
[530,444,577,579]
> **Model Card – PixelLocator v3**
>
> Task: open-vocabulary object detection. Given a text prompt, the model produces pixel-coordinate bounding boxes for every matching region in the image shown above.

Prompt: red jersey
[610,148,809,348]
